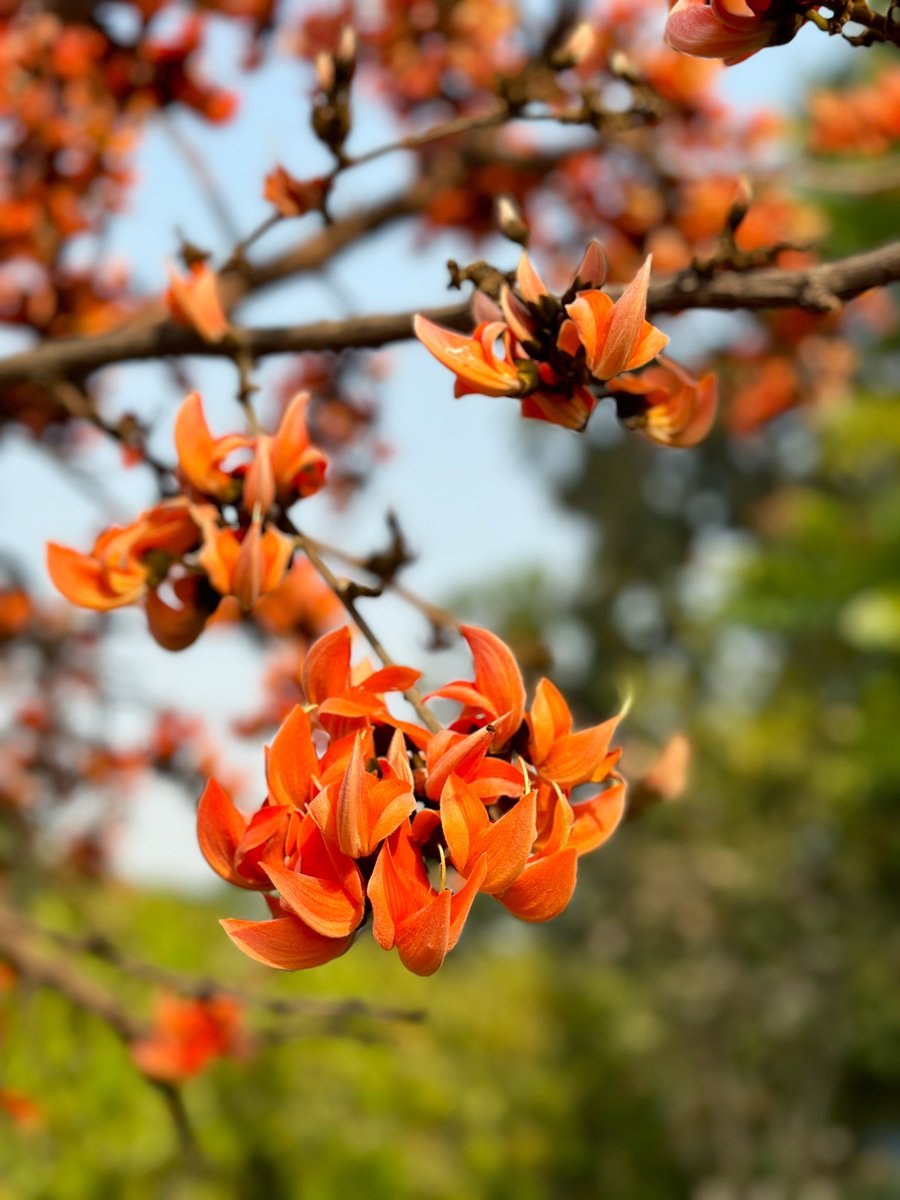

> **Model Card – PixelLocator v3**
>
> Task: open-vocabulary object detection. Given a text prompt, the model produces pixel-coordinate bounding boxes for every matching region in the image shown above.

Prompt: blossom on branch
[413,245,703,437]
[198,625,627,977]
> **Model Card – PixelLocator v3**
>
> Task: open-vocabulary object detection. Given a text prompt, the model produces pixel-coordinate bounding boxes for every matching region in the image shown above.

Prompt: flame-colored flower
[608,357,718,447]
[368,817,487,976]
[175,391,327,511]
[264,166,328,217]
[46,500,201,612]
[558,256,669,382]
[495,786,579,923]
[413,316,526,398]
[197,777,284,889]
[427,625,526,750]
[221,905,355,971]
[527,677,621,789]
[166,262,230,343]
[131,994,243,1082]
[196,509,294,611]
[301,625,421,735]
[310,732,416,859]
[440,773,537,895]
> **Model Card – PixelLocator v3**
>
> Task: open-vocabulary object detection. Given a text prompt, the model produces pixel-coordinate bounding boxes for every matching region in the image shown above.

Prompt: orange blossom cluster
[198,625,626,977]
[46,390,328,649]
[416,243,717,440]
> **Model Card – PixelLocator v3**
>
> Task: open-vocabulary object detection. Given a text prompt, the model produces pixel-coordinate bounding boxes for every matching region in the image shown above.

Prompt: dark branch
[1,241,899,387]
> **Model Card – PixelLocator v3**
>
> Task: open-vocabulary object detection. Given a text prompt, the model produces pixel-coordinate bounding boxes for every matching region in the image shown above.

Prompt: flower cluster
[198,625,626,976]
[46,390,327,648]
[415,245,717,441]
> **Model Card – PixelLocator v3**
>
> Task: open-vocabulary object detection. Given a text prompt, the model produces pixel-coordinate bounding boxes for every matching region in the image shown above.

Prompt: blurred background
[1,0,899,1196]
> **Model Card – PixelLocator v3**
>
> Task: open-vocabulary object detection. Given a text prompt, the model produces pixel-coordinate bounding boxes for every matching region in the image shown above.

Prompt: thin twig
[289,523,442,733]
[8,910,423,1024]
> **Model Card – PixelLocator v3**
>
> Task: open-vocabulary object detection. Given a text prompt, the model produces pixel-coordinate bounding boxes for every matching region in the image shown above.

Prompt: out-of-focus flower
[130,994,243,1081]
[46,501,201,612]
[175,391,327,512]
[608,357,718,447]
[166,262,230,343]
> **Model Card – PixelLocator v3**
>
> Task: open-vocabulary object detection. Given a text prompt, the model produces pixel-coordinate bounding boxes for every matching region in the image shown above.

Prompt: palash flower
[309,732,416,859]
[175,390,327,512]
[130,994,243,1082]
[414,245,669,431]
[300,624,422,738]
[607,356,718,447]
[198,625,629,976]
[195,507,294,611]
[558,256,669,382]
[664,0,799,65]
[413,316,527,398]
[166,262,230,343]
[440,772,537,895]
[527,677,622,789]
[46,500,202,612]
[368,816,488,976]
[427,624,526,750]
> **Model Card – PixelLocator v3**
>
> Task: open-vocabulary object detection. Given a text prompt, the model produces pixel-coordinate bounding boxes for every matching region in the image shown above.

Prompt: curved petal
[496,849,578,923]
[47,543,143,610]
[221,915,352,969]
[197,778,253,888]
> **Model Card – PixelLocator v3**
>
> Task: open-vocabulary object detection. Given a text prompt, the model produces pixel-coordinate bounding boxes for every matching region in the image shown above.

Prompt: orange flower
[519,364,597,431]
[440,773,537,895]
[558,256,669,382]
[427,625,526,750]
[264,703,323,812]
[368,817,487,976]
[301,625,421,736]
[310,732,416,859]
[251,557,343,638]
[420,726,523,803]
[174,391,249,503]
[495,786,579,923]
[221,905,354,971]
[196,508,294,611]
[0,1089,43,1130]
[144,574,212,651]
[261,811,366,938]
[131,994,242,1082]
[413,316,527,398]
[0,588,32,640]
[175,391,327,511]
[608,357,718,447]
[166,262,229,342]
[197,777,281,889]
[46,500,201,612]
[527,677,621,789]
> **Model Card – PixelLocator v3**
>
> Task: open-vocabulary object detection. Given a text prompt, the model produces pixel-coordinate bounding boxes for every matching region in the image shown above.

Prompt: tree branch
[2,240,899,387]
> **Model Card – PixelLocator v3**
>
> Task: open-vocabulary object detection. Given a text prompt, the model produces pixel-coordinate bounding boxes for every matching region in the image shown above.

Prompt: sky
[2,3,856,886]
